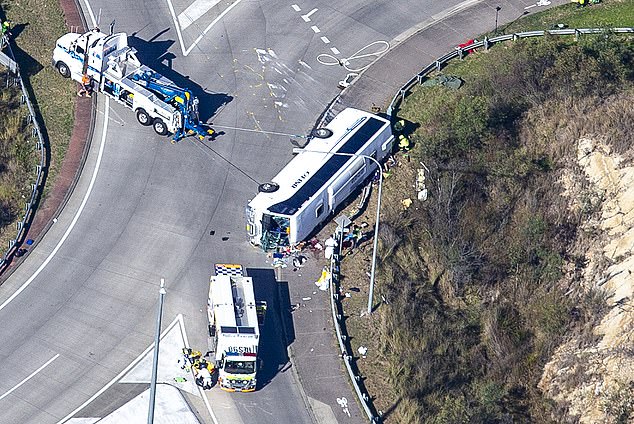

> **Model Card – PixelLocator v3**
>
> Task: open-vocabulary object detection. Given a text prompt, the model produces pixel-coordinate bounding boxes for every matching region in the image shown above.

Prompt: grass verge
[0,0,75,248]
[338,1,634,422]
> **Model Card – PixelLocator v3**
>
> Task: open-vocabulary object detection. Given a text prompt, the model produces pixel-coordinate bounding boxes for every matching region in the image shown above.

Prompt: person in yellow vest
[394,119,405,133]
[398,134,411,152]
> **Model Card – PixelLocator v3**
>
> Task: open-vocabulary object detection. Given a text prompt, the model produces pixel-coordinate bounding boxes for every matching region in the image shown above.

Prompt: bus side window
[316,203,324,218]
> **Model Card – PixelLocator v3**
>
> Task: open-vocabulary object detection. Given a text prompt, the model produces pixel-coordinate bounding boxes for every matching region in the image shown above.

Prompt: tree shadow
[246,267,294,390]
[127,30,232,122]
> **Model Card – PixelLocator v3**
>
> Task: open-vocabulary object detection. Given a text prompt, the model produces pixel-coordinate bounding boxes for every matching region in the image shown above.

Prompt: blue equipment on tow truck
[52,30,215,142]
[131,70,214,142]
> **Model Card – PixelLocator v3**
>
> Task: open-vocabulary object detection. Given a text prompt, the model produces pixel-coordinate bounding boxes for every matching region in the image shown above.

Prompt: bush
[374,34,634,423]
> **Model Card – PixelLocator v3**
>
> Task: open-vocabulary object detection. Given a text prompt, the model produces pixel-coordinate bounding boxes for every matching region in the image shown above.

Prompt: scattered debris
[422,74,463,90]
[402,198,412,209]
[358,346,368,357]
[315,266,330,291]
[302,297,312,301]
[293,255,307,267]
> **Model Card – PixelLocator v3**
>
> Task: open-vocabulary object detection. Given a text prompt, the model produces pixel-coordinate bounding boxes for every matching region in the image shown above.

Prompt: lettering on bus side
[291,171,310,189]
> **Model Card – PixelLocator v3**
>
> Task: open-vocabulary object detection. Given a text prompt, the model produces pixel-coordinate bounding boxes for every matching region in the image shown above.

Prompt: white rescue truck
[208,264,265,392]
[52,29,214,141]
[246,108,394,250]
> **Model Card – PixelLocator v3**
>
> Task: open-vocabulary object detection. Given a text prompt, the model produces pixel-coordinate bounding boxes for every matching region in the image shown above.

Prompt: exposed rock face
[540,138,634,423]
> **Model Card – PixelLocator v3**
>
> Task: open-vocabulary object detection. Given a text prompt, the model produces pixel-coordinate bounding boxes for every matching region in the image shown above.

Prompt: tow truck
[52,29,214,142]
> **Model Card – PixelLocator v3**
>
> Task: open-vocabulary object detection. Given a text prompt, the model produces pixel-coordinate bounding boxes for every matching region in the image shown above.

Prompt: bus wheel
[136,109,151,126]
[258,182,279,193]
[311,128,333,139]
[153,119,168,136]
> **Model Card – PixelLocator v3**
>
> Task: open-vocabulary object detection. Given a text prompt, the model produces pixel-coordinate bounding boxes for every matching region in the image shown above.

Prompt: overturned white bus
[246,108,394,250]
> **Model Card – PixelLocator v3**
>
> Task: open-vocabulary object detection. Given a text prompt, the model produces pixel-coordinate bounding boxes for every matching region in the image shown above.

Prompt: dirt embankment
[541,135,634,422]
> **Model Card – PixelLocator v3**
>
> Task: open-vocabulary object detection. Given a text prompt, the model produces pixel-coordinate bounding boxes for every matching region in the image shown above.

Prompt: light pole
[147,278,166,424]
[293,147,382,314]
[495,6,502,34]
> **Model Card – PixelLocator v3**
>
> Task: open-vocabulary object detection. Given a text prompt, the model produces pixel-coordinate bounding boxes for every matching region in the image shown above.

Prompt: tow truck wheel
[136,109,151,126]
[56,62,71,79]
[153,119,168,136]
[258,182,279,193]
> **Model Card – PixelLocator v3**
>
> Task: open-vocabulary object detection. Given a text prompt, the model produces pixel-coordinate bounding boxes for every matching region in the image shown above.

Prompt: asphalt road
[0,0,543,423]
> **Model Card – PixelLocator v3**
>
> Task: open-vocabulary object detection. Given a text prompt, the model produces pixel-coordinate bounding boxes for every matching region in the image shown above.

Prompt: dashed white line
[311,25,321,33]
[330,47,340,55]
[0,354,60,401]
[291,4,301,12]
[320,36,330,44]
[301,8,318,22]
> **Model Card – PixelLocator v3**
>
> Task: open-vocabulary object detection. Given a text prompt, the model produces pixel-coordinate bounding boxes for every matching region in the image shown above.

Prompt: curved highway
[0,0,485,422]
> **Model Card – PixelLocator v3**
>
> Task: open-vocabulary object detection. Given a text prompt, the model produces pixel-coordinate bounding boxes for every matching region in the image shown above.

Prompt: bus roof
[249,108,389,216]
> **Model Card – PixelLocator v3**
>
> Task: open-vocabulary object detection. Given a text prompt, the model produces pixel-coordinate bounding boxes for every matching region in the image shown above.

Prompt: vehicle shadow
[247,267,295,390]
[127,29,232,122]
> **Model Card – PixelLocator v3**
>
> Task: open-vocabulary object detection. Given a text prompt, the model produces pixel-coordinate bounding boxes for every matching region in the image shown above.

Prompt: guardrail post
[575,29,581,41]
[435,60,441,71]
[484,37,489,51]
[416,74,423,84]
[458,48,464,60]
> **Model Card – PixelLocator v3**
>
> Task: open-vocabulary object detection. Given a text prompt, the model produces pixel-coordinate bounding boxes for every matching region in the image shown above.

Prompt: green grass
[1,0,76,191]
[0,0,76,246]
[501,0,634,34]
[0,73,35,248]
[340,1,634,422]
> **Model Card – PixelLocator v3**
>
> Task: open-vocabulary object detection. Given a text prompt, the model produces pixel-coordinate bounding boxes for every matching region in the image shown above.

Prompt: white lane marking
[80,0,97,27]
[178,0,222,31]
[311,25,320,33]
[394,0,483,44]
[165,0,188,55]
[166,0,243,56]
[0,354,60,401]
[320,36,330,44]
[301,8,318,22]
[291,4,301,12]
[57,314,189,423]
[330,47,340,55]
[0,97,111,314]
[176,314,218,424]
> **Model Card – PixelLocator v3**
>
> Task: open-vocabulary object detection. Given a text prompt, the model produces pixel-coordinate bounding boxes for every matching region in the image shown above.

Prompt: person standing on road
[1,20,12,44]
[77,74,93,97]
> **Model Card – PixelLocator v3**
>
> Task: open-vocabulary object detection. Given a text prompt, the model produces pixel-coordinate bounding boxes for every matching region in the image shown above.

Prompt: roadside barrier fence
[327,26,634,424]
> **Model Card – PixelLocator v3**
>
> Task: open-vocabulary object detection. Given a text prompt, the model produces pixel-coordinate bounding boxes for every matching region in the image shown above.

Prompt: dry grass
[1,0,76,191]
[0,0,75,247]
[336,25,634,424]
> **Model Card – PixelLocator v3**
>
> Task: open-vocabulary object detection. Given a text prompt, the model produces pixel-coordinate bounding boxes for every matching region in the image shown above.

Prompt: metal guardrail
[325,26,634,424]
[0,41,47,274]
[328,228,381,423]
[386,27,634,116]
